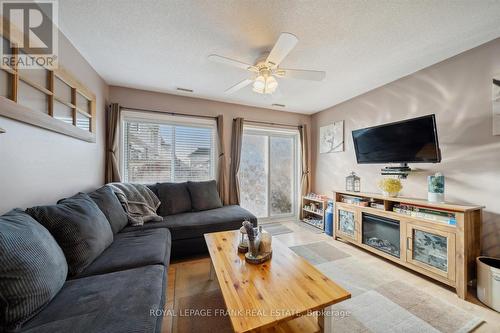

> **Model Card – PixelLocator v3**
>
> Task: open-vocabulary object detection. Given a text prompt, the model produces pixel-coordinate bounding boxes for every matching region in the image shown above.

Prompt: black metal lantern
[346,172,360,192]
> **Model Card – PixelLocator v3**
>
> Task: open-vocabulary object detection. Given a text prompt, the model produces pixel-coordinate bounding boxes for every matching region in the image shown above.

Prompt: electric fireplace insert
[362,213,400,258]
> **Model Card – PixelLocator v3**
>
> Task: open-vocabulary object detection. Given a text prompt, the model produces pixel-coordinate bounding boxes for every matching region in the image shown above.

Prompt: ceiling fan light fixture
[252,74,278,94]
[210,32,326,95]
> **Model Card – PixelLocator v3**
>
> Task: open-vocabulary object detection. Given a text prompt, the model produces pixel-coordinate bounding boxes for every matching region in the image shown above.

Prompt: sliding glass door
[239,127,299,220]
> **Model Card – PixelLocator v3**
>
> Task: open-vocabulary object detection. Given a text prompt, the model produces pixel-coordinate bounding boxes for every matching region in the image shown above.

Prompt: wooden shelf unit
[333,190,483,299]
[302,196,327,230]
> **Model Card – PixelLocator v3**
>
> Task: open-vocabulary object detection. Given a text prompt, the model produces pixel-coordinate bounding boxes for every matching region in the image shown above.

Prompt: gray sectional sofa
[0,180,256,333]
[126,181,257,258]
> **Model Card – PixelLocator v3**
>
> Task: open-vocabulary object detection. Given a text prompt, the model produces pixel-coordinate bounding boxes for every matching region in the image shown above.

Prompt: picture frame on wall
[493,76,500,136]
[319,120,344,153]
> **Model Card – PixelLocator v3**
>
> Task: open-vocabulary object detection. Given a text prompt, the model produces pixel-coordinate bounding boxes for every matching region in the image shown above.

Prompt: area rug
[174,289,232,333]
[171,263,482,333]
[171,251,484,333]
[293,220,325,234]
[316,256,395,297]
[329,281,483,333]
[290,241,351,265]
[261,223,293,236]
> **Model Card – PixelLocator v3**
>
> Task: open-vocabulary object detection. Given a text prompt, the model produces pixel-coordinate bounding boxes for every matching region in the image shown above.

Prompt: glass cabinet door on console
[337,206,358,242]
[406,223,456,282]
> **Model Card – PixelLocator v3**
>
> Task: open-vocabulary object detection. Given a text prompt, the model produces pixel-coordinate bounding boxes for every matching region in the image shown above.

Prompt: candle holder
[238,225,249,253]
[346,172,360,192]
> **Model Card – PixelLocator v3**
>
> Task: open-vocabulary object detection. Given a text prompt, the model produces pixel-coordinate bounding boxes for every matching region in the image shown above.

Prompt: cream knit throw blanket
[108,183,162,226]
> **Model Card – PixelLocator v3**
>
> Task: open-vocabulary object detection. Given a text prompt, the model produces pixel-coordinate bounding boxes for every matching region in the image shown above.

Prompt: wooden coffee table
[204,230,351,333]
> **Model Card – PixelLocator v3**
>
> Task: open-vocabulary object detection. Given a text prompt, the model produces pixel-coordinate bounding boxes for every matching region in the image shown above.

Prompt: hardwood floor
[161,266,176,333]
[163,221,500,333]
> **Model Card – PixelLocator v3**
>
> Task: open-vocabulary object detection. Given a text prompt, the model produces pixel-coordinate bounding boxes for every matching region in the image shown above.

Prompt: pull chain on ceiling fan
[208,32,326,95]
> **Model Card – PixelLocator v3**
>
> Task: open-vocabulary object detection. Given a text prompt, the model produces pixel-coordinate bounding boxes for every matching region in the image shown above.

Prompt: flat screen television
[352,115,441,164]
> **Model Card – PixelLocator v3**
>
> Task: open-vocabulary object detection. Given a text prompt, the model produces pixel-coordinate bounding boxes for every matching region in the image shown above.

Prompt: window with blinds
[121,112,217,184]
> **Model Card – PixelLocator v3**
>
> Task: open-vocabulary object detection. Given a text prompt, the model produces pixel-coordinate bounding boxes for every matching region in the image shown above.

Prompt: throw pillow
[26,193,113,276]
[147,183,159,196]
[187,180,223,211]
[88,185,128,234]
[156,182,192,216]
[0,209,67,331]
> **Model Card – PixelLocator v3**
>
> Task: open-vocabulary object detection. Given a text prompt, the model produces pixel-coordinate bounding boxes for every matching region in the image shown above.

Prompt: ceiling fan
[208,32,326,95]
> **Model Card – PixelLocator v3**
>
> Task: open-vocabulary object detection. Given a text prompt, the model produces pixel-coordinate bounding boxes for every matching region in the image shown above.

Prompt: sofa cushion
[187,180,222,211]
[19,265,166,333]
[26,193,113,277]
[166,205,257,241]
[76,228,171,278]
[88,185,128,234]
[0,209,67,332]
[147,183,159,196]
[156,182,192,216]
[120,220,170,234]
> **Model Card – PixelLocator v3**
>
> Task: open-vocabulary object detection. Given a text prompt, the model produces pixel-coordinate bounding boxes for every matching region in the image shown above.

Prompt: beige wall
[109,86,311,196]
[0,32,109,214]
[311,38,500,256]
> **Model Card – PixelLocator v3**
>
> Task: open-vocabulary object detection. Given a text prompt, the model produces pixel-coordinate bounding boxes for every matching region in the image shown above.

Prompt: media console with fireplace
[333,190,483,299]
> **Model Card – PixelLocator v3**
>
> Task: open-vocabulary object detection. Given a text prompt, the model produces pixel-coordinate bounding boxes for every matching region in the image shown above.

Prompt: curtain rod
[238,119,303,129]
[120,106,217,120]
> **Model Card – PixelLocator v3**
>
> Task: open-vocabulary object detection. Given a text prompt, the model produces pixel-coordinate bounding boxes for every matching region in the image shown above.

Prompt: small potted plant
[378,178,403,197]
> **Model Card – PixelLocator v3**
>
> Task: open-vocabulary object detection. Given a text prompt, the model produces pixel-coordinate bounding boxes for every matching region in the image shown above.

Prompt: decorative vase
[382,191,399,198]
[428,172,445,202]
[242,223,272,264]
[259,226,272,254]
[238,221,260,253]
[242,221,259,258]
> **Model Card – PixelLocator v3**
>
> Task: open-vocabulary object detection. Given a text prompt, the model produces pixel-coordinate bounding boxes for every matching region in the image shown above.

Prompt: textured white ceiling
[59,0,500,114]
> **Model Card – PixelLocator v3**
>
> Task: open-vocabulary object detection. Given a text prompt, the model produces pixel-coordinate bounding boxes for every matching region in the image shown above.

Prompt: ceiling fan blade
[225,79,253,94]
[266,32,298,67]
[208,54,256,71]
[275,68,326,81]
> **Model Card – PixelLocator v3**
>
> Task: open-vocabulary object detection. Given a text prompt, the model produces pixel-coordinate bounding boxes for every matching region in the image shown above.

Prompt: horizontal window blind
[122,115,216,184]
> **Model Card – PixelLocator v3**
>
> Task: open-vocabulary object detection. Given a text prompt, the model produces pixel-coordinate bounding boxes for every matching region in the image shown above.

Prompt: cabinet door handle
[406,237,412,251]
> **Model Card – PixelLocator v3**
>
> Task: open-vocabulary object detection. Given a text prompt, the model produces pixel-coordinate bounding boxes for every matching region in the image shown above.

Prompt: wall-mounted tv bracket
[381,163,411,179]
